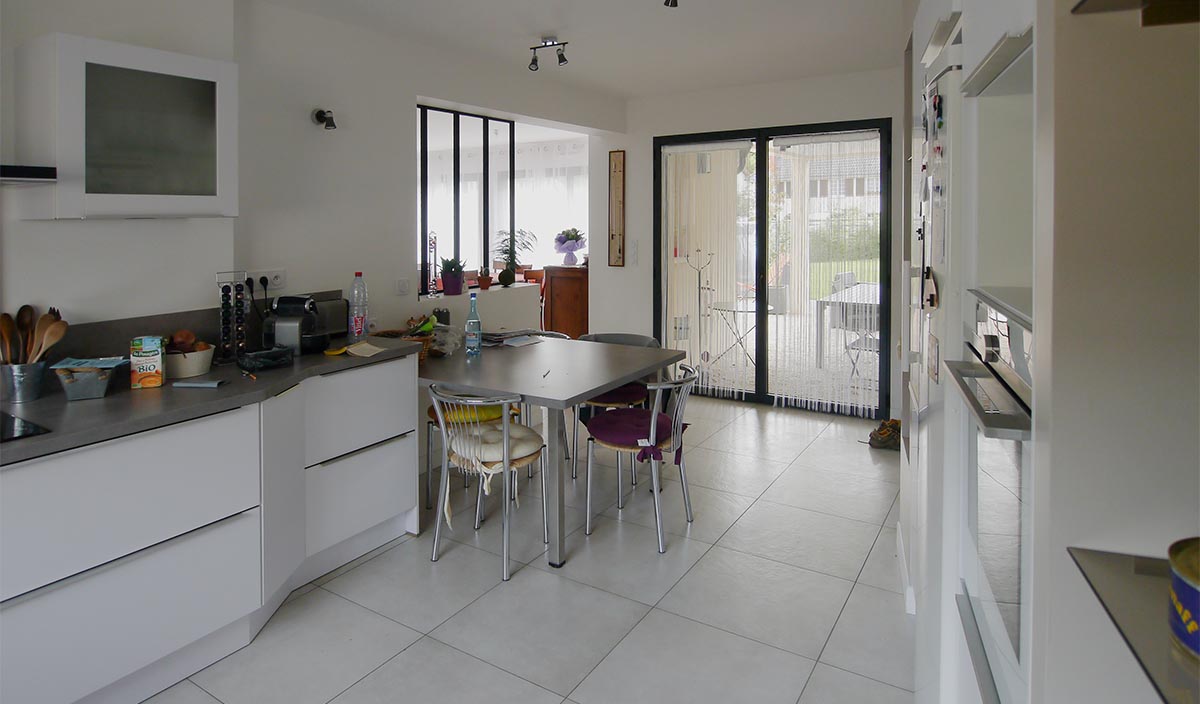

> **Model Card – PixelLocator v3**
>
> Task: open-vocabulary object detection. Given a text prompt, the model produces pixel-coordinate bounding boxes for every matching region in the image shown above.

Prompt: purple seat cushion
[585,408,676,450]
[586,382,647,407]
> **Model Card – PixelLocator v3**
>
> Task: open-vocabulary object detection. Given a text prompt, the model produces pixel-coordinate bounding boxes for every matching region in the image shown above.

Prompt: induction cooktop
[1,412,51,442]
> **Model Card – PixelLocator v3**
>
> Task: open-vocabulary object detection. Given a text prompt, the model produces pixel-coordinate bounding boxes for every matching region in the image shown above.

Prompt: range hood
[0,165,57,184]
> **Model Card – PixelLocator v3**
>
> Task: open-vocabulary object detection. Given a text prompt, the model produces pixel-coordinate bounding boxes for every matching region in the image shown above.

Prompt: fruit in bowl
[164,330,215,379]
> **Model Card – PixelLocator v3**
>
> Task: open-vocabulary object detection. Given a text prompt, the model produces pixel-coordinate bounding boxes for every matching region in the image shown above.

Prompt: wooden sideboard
[543,266,588,339]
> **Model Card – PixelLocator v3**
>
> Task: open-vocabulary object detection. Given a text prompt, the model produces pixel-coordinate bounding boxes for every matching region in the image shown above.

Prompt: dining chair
[574,333,660,483]
[425,401,521,508]
[428,386,548,581]
[582,364,698,553]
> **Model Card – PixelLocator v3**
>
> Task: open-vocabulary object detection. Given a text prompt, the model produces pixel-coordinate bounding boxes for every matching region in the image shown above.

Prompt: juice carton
[130,336,164,389]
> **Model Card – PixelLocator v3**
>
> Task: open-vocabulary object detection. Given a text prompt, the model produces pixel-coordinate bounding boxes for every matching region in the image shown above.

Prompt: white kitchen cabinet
[304,356,417,467]
[0,405,260,601]
[260,384,307,602]
[960,0,1034,79]
[0,509,261,704]
[306,432,417,557]
[14,33,238,218]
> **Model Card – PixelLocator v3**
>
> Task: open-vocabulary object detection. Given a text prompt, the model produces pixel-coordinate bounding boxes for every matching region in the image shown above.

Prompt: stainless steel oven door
[947,358,1031,703]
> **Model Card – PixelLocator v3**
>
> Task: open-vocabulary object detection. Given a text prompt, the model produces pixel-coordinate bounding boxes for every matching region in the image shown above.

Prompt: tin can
[1169,537,1200,659]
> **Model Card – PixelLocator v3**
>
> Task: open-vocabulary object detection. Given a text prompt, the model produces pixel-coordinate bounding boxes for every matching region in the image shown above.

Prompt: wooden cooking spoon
[26,313,55,364]
[0,314,17,364]
[16,305,35,363]
[30,320,68,364]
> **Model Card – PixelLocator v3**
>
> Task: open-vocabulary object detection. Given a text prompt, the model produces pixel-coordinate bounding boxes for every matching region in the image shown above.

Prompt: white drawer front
[0,509,261,704]
[0,405,260,601]
[304,356,417,468]
[306,432,417,556]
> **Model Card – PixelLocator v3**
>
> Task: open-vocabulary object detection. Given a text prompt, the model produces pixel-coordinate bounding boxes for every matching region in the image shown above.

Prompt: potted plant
[494,229,538,286]
[478,266,493,290]
[554,228,586,266]
[440,257,467,295]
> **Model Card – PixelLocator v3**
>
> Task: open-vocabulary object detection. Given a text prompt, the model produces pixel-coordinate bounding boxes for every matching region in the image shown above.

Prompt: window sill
[420,282,539,301]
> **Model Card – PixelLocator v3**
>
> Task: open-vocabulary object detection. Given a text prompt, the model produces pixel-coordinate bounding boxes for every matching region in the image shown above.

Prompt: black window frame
[418,105,516,296]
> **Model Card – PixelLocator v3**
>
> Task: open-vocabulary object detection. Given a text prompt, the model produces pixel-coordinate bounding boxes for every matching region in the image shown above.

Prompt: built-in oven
[947,287,1032,704]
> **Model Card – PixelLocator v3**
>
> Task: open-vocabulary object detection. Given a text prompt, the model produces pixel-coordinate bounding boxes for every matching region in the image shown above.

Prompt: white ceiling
[263,0,906,99]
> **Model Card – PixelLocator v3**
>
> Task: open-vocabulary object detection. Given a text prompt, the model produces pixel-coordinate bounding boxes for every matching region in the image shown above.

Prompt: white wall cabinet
[260,384,307,601]
[0,405,260,601]
[14,33,238,218]
[0,509,261,704]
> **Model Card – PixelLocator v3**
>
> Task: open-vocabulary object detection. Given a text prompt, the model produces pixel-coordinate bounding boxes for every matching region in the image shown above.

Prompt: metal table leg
[544,408,568,567]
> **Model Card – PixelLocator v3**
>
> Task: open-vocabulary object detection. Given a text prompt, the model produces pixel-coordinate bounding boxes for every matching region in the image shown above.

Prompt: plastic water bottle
[348,272,368,343]
[465,292,482,357]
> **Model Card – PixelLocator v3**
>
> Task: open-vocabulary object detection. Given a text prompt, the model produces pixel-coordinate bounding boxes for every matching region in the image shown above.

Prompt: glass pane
[660,141,757,396]
[767,130,881,415]
[488,121,511,272]
[426,110,454,289]
[85,63,217,195]
[458,115,484,273]
[514,123,589,269]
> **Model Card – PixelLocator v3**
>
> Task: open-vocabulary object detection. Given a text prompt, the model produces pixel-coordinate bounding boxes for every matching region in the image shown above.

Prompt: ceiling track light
[527,36,568,71]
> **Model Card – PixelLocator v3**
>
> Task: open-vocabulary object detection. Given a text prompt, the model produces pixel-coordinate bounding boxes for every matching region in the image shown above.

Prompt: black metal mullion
[419,107,429,297]
[452,113,461,261]
[482,119,490,269]
[509,121,516,265]
[754,133,769,399]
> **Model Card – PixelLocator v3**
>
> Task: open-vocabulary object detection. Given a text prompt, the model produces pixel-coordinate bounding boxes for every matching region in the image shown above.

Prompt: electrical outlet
[248,269,287,291]
[395,278,411,296]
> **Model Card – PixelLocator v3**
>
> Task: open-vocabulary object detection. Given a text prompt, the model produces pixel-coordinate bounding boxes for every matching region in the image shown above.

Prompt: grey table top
[1,338,423,467]
[418,338,685,408]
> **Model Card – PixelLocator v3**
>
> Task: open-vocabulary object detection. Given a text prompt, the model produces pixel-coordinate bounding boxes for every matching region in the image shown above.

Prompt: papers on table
[346,341,387,357]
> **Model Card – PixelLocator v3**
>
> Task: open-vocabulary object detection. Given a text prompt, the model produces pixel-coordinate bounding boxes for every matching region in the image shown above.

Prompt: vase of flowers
[554,228,586,266]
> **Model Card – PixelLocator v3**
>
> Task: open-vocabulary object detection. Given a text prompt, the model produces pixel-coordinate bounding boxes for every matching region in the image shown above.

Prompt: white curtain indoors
[513,134,589,268]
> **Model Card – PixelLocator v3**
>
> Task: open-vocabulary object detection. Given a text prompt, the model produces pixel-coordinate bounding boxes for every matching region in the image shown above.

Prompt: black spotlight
[664,0,678,6]
[529,52,539,71]
[312,109,337,130]
[557,46,568,66]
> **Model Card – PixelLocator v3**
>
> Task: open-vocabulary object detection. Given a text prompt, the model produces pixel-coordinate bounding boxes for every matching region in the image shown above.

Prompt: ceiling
[263,0,906,98]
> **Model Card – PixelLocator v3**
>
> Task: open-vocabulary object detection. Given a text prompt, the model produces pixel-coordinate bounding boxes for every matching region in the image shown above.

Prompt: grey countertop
[1,339,423,467]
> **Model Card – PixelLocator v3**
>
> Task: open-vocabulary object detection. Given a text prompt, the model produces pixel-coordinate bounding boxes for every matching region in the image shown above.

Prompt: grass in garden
[808,259,880,298]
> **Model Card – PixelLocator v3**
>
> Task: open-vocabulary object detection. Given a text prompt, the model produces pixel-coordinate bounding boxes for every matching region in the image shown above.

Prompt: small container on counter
[1170,537,1200,660]
[51,357,129,401]
[1,362,47,403]
[130,336,164,389]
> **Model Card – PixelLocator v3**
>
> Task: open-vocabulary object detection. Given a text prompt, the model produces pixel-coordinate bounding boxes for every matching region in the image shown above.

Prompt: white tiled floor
[150,397,914,704]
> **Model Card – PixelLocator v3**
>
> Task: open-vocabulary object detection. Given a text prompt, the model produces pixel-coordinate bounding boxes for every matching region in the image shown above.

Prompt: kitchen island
[0,338,422,704]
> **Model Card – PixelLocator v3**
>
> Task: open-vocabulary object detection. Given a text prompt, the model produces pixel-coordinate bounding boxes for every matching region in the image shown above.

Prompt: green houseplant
[440,257,466,296]
[493,229,538,286]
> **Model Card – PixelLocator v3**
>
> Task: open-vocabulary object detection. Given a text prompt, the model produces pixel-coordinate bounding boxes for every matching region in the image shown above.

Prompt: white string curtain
[768,130,882,416]
[514,136,589,267]
[661,140,756,398]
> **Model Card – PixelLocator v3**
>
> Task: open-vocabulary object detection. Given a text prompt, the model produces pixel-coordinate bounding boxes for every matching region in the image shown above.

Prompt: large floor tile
[442,489,587,564]
[857,527,903,594]
[819,584,916,691]
[818,415,880,443]
[142,680,220,704]
[672,446,789,498]
[717,501,879,580]
[537,517,709,605]
[798,663,914,704]
[762,463,898,524]
[191,589,420,704]
[883,497,899,528]
[699,414,822,463]
[330,637,561,704]
[684,395,751,423]
[658,546,852,659]
[792,437,900,483]
[571,609,813,704]
[524,459,630,513]
[430,567,648,695]
[323,534,510,633]
[602,477,754,544]
[311,534,413,586]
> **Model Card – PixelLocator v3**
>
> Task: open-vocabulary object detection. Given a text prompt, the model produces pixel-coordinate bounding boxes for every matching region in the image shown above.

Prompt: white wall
[975,93,1033,288]
[1031,4,1199,702]
[588,67,906,414]
[1,0,622,326]
[0,0,237,322]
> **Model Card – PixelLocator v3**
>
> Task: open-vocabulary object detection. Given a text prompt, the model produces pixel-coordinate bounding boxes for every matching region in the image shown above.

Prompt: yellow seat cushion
[427,403,506,424]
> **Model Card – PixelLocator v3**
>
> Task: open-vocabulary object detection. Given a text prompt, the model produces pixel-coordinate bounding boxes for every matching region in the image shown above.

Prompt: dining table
[418,336,685,567]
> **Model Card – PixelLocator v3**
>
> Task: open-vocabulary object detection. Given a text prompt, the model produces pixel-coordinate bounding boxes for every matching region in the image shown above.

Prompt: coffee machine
[263,295,329,354]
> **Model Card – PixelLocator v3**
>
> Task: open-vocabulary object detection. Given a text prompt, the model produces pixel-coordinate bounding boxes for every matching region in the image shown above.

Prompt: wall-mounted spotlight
[664,0,678,6]
[528,36,568,72]
[312,109,337,130]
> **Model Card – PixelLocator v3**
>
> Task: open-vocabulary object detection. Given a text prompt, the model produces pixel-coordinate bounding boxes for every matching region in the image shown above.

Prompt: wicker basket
[402,334,433,361]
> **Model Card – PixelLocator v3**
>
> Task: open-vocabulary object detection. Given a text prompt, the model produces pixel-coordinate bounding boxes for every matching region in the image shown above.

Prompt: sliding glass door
[655,121,890,417]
